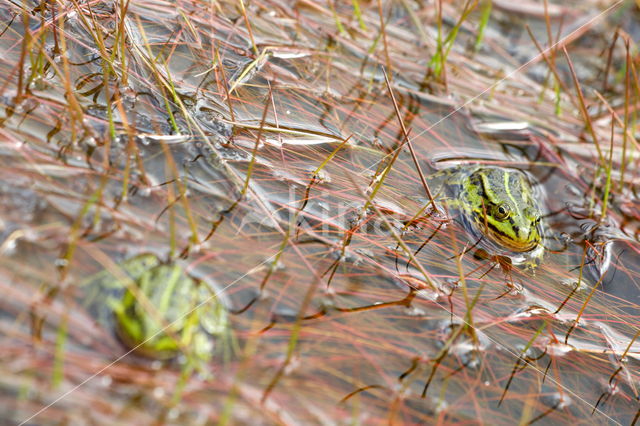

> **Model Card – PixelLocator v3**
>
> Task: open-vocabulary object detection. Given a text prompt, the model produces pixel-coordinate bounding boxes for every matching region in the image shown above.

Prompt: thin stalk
[600,113,615,220]
[242,85,272,196]
[348,173,437,291]
[382,68,435,207]
[15,6,31,103]
[376,0,392,79]
[525,25,575,112]
[328,0,346,34]
[474,0,492,51]
[52,313,69,388]
[352,0,366,30]
[238,0,259,55]
[563,47,604,163]
[620,37,630,191]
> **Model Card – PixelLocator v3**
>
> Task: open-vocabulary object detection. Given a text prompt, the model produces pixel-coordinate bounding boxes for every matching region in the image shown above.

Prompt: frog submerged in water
[99,254,229,363]
[431,166,544,265]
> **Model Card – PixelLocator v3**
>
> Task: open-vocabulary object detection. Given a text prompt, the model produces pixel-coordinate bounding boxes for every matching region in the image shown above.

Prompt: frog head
[462,168,542,252]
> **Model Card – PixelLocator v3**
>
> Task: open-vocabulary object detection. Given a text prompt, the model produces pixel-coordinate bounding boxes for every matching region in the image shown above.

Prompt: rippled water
[1,0,639,424]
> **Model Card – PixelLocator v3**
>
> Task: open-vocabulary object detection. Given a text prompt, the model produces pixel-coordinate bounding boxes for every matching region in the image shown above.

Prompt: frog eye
[495,204,511,221]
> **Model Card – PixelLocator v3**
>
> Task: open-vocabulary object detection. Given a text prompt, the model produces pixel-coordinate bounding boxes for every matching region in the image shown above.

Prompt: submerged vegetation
[1,0,640,424]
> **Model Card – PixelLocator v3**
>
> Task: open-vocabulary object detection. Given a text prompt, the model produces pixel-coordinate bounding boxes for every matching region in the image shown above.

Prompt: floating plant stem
[60,186,104,279]
[261,274,323,403]
[297,134,353,230]
[564,261,606,344]
[160,141,201,247]
[228,48,271,95]
[607,329,640,399]
[214,42,236,122]
[134,17,180,133]
[349,173,437,291]
[340,385,386,403]
[499,322,546,406]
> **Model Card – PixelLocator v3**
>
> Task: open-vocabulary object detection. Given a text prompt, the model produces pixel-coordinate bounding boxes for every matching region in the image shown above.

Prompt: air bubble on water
[313,169,331,184]
[283,354,301,375]
[137,186,151,197]
[544,392,572,409]
[416,288,439,302]
[167,408,180,420]
[546,342,573,357]
[100,375,112,387]
[193,410,210,426]
[405,306,427,317]
[152,386,165,399]
[1,239,16,255]
[434,400,448,414]
[54,258,68,267]
[268,259,285,271]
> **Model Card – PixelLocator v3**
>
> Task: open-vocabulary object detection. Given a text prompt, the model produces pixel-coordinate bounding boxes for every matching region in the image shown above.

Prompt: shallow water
[1,0,640,424]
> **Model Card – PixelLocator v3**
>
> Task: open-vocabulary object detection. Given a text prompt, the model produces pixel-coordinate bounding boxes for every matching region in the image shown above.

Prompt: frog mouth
[487,226,540,253]
[461,212,541,253]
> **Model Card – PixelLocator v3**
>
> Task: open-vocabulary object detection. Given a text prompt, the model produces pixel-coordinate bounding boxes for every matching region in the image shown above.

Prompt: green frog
[98,254,229,362]
[431,166,544,265]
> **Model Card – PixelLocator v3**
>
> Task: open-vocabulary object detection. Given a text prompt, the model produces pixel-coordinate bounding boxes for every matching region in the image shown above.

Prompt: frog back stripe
[502,170,525,240]
[475,173,523,241]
